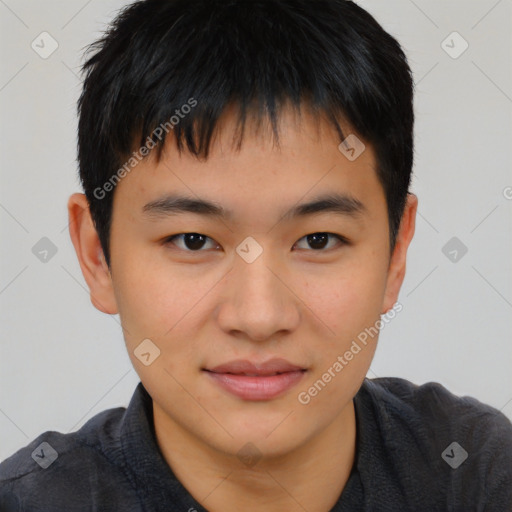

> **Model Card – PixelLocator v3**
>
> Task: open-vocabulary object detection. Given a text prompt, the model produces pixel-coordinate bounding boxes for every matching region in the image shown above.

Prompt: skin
[68,104,417,512]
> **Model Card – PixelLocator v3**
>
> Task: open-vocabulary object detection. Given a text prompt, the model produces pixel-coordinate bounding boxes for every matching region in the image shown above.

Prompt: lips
[206,358,305,375]
[203,358,307,400]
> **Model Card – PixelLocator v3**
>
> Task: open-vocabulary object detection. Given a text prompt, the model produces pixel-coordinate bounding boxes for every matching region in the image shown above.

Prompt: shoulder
[362,376,512,437]
[0,406,125,481]
[358,377,512,508]
[0,406,137,511]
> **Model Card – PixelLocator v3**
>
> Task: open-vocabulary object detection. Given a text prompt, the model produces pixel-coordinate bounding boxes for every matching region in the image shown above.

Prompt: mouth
[203,358,307,401]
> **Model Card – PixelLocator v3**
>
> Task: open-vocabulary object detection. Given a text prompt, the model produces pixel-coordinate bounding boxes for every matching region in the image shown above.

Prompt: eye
[293,232,348,251]
[164,233,220,251]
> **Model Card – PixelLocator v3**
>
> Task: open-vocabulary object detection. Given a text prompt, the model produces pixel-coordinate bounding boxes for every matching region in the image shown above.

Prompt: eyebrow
[142,192,366,221]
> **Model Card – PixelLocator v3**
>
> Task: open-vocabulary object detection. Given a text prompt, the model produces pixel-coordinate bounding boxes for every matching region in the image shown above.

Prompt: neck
[153,400,357,512]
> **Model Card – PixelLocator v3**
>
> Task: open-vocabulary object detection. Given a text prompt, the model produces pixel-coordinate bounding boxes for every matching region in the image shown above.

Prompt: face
[70,104,416,460]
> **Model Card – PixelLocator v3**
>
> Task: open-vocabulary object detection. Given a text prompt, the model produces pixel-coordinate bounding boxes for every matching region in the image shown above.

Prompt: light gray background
[1,0,511,462]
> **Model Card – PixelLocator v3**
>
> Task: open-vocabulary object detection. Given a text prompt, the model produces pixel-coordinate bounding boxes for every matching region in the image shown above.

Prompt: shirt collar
[119,382,207,511]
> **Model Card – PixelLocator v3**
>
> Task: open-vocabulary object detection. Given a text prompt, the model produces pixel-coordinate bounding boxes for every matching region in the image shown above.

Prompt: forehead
[112,105,384,224]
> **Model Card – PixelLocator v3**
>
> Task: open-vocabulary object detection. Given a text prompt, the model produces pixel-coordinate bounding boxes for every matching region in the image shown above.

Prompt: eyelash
[163,232,349,252]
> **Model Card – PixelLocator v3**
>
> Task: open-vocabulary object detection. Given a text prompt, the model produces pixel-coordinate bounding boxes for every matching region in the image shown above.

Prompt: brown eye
[165,233,219,251]
[294,233,347,251]
[306,233,329,250]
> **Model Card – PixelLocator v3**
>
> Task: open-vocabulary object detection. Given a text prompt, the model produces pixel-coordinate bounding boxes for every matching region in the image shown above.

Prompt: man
[1,1,511,510]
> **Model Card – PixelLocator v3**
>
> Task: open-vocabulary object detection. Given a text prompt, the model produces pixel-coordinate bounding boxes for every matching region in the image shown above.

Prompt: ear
[67,193,118,314]
[381,193,418,314]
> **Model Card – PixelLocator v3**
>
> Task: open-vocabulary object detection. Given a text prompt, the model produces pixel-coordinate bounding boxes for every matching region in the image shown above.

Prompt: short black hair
[77,0,415,267]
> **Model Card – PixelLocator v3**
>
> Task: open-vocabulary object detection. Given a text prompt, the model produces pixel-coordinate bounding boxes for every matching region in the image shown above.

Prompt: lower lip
[205,370,306,401]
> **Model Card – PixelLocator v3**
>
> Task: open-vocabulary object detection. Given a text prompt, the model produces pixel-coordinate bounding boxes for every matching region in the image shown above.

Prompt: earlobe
[67,193,118,315]
[381,193,418,314]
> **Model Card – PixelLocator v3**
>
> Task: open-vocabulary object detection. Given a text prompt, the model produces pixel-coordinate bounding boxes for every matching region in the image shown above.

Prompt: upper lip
[205,358,306,376]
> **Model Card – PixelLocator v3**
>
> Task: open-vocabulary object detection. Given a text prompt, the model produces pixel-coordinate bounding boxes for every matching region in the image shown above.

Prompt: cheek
[112,262,202,386]
[110,246,179,341]
[110,247,220,354]
[298,257,387,345]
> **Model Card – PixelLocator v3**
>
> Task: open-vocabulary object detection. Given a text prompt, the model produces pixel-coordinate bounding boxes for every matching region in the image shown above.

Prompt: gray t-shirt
[1,377,511,511]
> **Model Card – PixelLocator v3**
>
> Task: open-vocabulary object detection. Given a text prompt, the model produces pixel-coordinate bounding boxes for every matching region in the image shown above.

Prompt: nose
[215,251,301,343]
